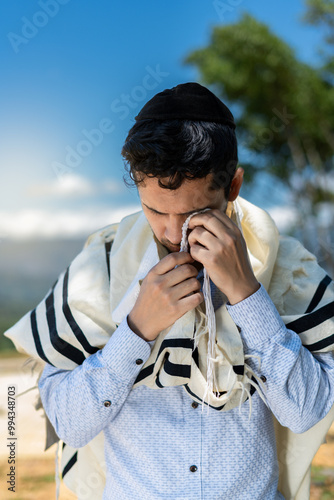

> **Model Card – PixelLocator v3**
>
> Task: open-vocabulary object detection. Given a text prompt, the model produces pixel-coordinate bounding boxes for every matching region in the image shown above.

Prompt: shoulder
[269,235,329,315]
[84,211,143,249]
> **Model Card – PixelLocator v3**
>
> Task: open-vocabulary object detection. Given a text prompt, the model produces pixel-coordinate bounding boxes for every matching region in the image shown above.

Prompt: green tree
[185,11,334,273]
[303,0,334,79]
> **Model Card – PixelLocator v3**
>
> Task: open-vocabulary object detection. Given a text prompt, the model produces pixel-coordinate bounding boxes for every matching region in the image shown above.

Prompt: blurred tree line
[185,0,334,275]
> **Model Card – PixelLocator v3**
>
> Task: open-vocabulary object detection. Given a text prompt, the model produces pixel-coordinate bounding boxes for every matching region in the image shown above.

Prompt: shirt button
[191,401,199,409]
[190,465,198,472]
[136,359,143,365]
[260,375,267,383]
[103,400,111,407]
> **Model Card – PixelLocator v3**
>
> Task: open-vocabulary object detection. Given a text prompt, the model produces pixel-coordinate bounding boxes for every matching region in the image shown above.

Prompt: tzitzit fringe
[180,208,219,409]
[179,201,266,413]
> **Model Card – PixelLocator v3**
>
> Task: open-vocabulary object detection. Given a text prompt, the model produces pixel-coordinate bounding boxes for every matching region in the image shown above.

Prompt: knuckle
[196,292,204,305]
[211,254,220,266]
[166,253,179,265]
[189,277,200,288]
[191,292,202,306]
[169,302,178,316]
[184,264,196,275]
[146,272,154,284]
[153,278,164,292]
[161,285,170,298]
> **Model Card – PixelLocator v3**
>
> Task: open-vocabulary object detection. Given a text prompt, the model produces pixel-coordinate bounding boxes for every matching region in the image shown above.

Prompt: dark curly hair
[121,119,238,197]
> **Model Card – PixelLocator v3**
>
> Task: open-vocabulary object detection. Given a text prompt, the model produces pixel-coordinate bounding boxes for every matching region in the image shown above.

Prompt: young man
[5,83,334,499]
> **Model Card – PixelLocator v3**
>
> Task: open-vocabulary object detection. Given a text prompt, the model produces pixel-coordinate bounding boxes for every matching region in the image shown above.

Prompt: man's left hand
[187,209,260,305]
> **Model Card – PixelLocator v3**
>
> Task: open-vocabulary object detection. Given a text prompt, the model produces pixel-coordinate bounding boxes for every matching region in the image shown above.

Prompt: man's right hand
[127,252,203,342]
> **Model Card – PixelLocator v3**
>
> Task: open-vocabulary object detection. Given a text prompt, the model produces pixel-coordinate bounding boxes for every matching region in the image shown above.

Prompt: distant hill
[0,238,85,351]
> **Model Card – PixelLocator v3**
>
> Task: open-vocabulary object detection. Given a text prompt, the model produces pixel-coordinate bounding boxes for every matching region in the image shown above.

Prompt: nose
[165,216,185,246]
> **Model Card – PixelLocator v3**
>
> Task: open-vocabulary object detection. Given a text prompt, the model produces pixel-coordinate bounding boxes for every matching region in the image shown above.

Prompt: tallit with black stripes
[5,197,334,389]
[4,196,334,500]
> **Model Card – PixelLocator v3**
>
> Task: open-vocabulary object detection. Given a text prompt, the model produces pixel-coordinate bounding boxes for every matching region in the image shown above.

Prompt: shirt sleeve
[226,283,334,433]
[38,317,152,448]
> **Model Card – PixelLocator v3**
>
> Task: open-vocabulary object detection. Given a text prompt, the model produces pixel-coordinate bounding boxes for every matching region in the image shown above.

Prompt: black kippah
[135,82,236,129]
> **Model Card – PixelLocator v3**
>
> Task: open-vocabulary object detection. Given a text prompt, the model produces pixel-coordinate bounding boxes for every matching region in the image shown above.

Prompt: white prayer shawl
[5,197,334,500]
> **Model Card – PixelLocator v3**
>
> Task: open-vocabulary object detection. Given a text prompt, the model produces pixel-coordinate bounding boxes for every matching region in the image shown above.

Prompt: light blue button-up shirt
[38,284,334,499]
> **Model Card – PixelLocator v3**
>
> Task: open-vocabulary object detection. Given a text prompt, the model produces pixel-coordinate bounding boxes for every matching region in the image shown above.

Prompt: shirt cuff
[226,283,286,348]
[101,317,152,381]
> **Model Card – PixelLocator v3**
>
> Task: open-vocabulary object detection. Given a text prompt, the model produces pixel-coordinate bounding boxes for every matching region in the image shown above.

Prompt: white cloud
[26,174,124,199]
[0,205,141,240]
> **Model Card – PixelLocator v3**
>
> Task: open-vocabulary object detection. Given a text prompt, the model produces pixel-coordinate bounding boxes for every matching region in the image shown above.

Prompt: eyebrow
[142,203,210,216]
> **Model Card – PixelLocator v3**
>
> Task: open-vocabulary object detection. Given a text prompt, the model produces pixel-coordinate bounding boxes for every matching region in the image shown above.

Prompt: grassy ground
[311,466,334,500]
[311,424,334,500]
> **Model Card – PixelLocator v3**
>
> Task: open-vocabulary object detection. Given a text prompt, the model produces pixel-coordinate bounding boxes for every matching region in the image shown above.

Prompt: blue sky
[0,0,324,238]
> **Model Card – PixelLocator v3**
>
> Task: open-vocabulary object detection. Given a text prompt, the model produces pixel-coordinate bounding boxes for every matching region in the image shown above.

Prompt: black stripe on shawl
[305,275,332,313]
[30,309,54,366]
[62,451,78,478]
[233,365,244,376]
[155,373,164,388]
[105,240,112,280]
[303,333,334,352]
[250,376,257,396]
[184,385,227,411]
[62,267,99,355]
[192,347,199,367]
[135,363,154,384]
[286,300,334,334]
[62,442,66,450]
[45,283,85,365]
[156,338,194,359]
[163,353,191,378]
[134,338,194,384]
[185,374,258,411]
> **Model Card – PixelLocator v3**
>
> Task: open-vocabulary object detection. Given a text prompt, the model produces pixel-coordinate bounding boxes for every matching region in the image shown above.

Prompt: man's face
[137,175,228,253]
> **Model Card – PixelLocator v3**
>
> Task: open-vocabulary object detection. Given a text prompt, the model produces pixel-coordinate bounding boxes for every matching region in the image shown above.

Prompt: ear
[228,167,244,202]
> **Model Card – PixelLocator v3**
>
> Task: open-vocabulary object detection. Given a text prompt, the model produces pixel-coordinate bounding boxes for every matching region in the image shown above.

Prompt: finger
[171,276,202,300]
[189,244,210,264]
[188,209,236,233]
[178,291,204,314]
[188,226,219,251]
[164,263,199,287]
[189,215,231,245]
[153,251,194,275]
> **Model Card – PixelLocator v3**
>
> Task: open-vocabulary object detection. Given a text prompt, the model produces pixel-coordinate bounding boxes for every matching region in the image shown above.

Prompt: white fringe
[180,208,218,410]
[179,202,261,414]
